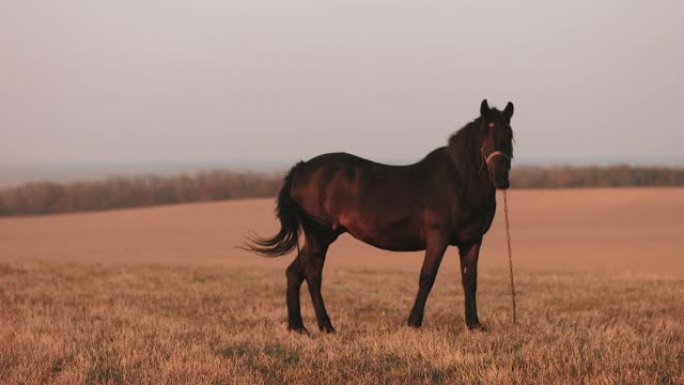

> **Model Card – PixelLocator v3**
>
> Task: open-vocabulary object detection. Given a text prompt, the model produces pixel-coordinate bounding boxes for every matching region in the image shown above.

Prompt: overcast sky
[1,0,683,170]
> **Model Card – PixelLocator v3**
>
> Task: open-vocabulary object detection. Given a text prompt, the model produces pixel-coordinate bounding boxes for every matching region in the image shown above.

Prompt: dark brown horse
[246,99,514,333]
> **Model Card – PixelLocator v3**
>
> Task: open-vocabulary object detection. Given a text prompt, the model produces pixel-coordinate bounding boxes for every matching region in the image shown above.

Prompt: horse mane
[447,118,484,179]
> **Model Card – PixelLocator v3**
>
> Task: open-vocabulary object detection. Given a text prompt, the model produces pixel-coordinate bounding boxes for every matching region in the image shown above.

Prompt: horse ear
[480,99,489,116]
[504,102,514,121]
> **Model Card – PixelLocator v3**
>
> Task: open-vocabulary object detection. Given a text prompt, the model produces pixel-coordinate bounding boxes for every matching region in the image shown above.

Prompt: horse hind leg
[301,227,336,333]
[286,251,307,334]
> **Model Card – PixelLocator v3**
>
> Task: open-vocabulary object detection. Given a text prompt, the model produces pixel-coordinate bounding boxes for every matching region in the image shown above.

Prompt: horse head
[479,99,514,189]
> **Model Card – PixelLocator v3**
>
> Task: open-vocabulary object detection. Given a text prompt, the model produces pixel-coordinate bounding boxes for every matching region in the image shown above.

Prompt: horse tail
[244,162,304,257]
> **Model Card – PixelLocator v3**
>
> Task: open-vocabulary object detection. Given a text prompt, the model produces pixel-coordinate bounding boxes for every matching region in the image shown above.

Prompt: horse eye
[487,122,495,128]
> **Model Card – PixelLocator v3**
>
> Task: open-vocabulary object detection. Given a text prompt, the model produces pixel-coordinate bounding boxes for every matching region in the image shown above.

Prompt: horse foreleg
[407,238,448,328]
[459,239,485,330]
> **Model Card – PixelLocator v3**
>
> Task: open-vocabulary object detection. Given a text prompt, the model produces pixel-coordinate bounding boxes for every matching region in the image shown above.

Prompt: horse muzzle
[494,177,510,190]
[483,150,512,190]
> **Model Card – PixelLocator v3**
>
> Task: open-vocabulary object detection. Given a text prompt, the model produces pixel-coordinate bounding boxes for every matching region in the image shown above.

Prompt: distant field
[0,188,683,384]
[1,188,682,273]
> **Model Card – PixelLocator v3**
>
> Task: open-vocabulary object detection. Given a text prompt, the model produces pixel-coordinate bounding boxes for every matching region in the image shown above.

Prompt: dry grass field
[1,188,683,384]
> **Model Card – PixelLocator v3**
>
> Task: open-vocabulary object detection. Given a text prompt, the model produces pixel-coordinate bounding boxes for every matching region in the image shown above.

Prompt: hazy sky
[1,0,683,169]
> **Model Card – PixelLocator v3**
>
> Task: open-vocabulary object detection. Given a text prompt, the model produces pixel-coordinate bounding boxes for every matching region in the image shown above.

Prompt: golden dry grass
[1,263,682,385]
[0,188,683,384]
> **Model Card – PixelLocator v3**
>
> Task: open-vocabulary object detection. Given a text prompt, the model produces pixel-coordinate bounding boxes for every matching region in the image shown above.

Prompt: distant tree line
[0,171,282,217]
[510,165,684,188]
[0,165,682,216]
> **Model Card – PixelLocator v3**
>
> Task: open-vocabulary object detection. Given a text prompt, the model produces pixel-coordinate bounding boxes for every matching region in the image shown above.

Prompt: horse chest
[449,200,496,245]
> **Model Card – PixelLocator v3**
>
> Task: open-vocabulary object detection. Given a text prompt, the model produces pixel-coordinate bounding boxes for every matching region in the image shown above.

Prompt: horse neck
[448,122,481,177]
[446,121,497,198]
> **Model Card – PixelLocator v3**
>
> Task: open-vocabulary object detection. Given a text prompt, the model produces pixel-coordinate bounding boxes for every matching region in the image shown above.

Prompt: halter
[483,149,511,165]
[480,147,511,172]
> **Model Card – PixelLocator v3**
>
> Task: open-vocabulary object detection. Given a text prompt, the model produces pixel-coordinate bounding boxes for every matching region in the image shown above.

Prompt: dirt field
[0,188,683,384]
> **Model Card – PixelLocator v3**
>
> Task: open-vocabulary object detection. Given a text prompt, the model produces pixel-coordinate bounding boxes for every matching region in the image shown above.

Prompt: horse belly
[339,213,425,252]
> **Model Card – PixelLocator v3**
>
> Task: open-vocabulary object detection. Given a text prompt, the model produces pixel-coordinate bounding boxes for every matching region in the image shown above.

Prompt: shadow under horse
[246,99,515,334]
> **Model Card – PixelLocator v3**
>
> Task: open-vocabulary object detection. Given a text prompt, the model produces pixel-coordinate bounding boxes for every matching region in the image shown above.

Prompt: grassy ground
[0,262,682,385]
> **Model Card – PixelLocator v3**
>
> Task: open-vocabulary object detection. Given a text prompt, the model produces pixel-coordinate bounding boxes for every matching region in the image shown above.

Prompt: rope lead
[503,189,517,324]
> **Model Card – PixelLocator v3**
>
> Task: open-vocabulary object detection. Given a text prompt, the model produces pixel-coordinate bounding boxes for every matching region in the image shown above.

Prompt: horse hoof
[407,318,423,329]
[288,326,310,336]
[467,323,487,332]
[320,325,336,334]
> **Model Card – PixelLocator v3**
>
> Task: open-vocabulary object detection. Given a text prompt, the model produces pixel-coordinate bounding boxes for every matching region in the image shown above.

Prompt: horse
[245,99,514,334]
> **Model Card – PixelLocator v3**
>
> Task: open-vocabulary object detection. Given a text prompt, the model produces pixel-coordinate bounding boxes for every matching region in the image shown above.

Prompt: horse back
[288,150,458,250]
